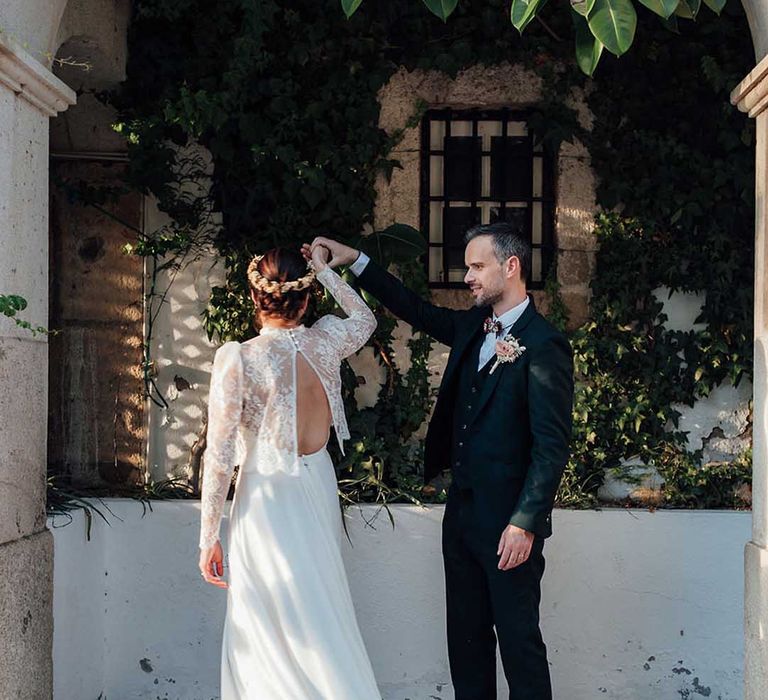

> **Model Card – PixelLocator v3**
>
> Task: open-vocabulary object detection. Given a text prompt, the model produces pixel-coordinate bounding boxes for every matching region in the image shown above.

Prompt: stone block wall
[374,63,597,331]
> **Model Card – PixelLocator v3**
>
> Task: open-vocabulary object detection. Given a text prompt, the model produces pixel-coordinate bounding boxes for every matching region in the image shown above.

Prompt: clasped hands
[300,237,359,270]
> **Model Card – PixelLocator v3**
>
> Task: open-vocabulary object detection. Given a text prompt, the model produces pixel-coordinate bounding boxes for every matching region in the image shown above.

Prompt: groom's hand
[497,524,534,570]
[301,237,360,269]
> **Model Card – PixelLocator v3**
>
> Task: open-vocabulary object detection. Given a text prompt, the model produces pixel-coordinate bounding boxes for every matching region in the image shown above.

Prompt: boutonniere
[489,333,526,374]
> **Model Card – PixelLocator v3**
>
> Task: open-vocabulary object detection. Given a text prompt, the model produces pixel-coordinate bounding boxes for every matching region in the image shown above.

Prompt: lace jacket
[199,266,377,549]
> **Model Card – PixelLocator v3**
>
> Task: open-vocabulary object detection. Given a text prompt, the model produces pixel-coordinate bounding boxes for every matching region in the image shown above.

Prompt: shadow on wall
[48,160,144,486]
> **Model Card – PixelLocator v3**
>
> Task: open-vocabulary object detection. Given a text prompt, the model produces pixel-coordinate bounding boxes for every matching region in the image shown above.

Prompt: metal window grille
[420,109,555,289]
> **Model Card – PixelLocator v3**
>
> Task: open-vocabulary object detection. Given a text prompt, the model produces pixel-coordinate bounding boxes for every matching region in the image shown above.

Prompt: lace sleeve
[199,341,244,550]
[314,266,377,358]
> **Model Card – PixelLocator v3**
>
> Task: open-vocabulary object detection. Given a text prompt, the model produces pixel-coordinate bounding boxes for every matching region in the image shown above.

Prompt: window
[420,109,555,289]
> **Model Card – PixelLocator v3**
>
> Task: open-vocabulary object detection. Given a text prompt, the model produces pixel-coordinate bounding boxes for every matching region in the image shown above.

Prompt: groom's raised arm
[349,251,462,348]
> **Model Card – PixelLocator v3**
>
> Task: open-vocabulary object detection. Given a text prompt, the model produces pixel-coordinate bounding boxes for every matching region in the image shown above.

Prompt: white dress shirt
[477,298,529,370]
[348,251,529,370]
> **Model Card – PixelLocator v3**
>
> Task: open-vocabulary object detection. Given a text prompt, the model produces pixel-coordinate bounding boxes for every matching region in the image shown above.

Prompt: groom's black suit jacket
[356,259,573,538]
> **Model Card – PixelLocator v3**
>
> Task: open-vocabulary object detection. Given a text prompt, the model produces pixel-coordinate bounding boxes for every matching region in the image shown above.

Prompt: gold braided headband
[247,254,316,294]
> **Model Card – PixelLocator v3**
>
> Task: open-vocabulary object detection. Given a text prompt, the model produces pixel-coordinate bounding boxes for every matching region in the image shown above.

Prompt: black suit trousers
[442,486,552,700]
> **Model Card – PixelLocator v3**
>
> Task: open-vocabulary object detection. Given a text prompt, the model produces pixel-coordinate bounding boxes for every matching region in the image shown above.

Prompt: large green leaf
[588,0,637,56]
[636,0,679,18]
[353,224,427,266]
[573,10,604,76]
[675,0,701,17]
[341,0,363,18]
[702,0,726,13]
[570,0,595,17]
[511,0,547,33]
[422,0,459,21]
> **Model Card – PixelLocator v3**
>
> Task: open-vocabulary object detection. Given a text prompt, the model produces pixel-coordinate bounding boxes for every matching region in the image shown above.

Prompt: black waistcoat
[451,330,495,489]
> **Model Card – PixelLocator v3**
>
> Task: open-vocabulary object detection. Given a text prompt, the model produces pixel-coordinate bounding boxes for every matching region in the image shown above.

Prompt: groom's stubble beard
[471,271,506,308]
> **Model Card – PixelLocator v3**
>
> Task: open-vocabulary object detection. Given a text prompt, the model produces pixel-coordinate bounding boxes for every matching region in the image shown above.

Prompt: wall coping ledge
[731,50,768,118]
[0,33,75,117]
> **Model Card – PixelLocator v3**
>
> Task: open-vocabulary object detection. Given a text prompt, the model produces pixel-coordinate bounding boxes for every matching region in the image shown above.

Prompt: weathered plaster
[52,502,748,700]
[48,162,144,485]
[743,0,768,63]
[0,530,54,700]
[0,0,69,68]
[50,0,131,153]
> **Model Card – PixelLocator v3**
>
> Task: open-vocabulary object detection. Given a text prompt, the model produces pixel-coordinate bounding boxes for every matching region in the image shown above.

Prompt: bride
[198,244,381,699]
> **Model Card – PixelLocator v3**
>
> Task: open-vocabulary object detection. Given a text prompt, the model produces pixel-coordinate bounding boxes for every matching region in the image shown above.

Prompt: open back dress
[199,265,381,699]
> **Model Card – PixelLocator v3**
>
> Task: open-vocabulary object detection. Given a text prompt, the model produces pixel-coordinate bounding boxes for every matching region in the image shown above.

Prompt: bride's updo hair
[247,247,316,322]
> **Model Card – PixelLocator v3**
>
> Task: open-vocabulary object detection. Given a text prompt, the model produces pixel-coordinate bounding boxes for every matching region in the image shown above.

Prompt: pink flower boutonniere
[489,334,526,374]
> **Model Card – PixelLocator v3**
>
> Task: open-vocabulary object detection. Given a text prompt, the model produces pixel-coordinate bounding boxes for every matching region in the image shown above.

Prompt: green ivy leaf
[573,10,604,76]
[422,0,459,22]
[702,0,726,13]
[570,0,595,17]
[511,0,548,33]
[340,0,363,18]
[636,0,680,18]
[588,0,637,57]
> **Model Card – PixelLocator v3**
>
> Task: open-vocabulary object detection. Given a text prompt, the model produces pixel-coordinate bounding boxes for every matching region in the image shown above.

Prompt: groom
[306,223,573,700]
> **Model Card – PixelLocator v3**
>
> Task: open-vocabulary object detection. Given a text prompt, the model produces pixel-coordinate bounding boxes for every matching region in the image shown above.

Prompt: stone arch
[731,5,768,699]
[0,1,767,697]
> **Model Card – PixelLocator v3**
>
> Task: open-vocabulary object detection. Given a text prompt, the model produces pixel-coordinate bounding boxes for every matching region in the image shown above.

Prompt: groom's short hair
[464,223,531,284]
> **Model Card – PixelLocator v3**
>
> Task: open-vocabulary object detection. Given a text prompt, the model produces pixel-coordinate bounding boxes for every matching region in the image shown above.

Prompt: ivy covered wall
[57,0,755,508]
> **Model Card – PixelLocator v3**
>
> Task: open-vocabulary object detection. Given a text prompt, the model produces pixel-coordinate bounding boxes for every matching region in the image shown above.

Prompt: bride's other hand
[199,541,228,589]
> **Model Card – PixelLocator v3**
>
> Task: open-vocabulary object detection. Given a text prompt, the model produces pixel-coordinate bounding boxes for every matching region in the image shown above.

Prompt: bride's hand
[308,242,330,271]
[199,541,228,589]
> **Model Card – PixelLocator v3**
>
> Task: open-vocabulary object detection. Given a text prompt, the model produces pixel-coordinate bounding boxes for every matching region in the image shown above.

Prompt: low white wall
[51,502,749,700]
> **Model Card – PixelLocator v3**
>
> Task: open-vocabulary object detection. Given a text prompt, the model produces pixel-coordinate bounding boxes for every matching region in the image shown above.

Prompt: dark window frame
[419,108,556,290]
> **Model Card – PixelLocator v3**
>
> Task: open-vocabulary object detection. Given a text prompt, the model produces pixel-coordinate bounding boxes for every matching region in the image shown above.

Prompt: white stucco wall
[52,501,748,700]
[659,289,753,462]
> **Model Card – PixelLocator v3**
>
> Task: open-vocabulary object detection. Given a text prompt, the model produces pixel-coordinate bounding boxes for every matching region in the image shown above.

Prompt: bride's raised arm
[314,266,376,359]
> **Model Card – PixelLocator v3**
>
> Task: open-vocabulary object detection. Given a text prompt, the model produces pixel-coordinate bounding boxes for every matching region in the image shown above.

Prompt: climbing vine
[565,4,754,507]
[0,294,51,336]
[64,0,754,509]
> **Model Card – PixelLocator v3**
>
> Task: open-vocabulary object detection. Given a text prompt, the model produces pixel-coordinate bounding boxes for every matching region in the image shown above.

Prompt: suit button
[461,424,467,430]
[458,442,464,447]
[467,404,472,410]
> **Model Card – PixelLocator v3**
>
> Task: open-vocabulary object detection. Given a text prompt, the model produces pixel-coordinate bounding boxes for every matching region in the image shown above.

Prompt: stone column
[732,53,768,700]
[0,35,75,699]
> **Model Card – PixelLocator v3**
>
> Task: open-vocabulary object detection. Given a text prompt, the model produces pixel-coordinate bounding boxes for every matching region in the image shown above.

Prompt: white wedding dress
[199,265,381,699]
